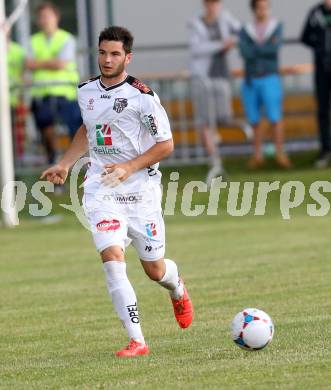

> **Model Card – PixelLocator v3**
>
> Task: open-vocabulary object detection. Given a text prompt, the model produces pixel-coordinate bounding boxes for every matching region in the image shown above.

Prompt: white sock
[103,261,145,344]
[158,259,184,300]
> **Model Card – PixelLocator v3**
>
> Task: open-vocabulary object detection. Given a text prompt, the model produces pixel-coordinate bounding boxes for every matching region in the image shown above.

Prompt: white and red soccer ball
[231,308,274,351]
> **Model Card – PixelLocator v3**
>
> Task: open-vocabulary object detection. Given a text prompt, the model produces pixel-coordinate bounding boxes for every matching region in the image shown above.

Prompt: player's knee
[141,259,165,281]
[101,246,124,262]
[146,269,164,281]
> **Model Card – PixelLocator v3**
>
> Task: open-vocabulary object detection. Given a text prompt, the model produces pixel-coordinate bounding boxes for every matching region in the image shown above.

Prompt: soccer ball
[231,308,274,351]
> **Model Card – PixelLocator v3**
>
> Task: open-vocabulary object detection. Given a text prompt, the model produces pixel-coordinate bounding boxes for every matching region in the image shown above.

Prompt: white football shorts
[83,183,165,261]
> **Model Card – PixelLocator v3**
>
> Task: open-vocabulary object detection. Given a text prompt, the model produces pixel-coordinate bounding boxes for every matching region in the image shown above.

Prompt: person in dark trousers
[26,2,82,165]
[301,0,331,168]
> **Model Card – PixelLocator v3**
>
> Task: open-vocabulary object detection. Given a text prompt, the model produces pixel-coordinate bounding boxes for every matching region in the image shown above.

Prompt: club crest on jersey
[96,123,112,146]
[96,219,120,232]
[113,98,128,113]
[145,222,157,237]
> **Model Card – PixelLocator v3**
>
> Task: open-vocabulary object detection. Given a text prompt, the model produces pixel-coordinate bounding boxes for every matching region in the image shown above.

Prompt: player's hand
[40,164,69,185]
[102,162,134,187]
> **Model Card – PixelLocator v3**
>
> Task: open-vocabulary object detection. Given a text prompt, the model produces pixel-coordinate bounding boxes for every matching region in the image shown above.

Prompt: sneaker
[115,339,150,358]
[171,279,194,329]
[247,156,265,170]
[276,154,292,169]
[315,152,331,169]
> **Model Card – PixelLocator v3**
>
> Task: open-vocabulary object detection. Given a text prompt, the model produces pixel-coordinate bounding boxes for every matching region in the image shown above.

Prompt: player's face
[37,8,59,34]
[325,0,331,9]
[254,0,269,21]
[98,40,132,79]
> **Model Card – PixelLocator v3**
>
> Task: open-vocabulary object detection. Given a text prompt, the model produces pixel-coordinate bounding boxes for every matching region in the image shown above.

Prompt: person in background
[25,2,82,165]
[8,35,25,111]
[7,30,25,166]
[239,0,291,169]
[301,0,331,168]
[188,0,251,185]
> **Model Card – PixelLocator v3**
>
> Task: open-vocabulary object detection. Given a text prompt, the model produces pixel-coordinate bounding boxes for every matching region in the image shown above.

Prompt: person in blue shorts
[239,0,291,169]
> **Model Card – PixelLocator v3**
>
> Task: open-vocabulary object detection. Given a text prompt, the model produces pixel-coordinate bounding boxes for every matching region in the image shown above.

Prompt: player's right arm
[40,124,88,185]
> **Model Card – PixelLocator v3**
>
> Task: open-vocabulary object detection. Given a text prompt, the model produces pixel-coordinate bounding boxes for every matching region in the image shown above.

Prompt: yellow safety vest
[30,29,79,100]
[8,41,25,107]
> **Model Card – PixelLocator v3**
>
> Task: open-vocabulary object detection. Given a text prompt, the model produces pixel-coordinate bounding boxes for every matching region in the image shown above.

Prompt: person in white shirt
[41,26,193,358]
[188,0,252,184]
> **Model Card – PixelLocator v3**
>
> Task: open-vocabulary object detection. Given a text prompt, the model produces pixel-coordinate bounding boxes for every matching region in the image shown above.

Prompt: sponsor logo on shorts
[103,193,143,204]
[96,219,120,232]
[113,98,128,113]
[143,114,158,136]
[145,222,157,237]
[126,302,139,323]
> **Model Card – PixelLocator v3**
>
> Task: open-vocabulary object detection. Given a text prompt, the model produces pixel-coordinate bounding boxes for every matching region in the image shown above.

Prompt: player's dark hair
[37,2,60,18]
[250,0,268,11]
[98,26,134,54]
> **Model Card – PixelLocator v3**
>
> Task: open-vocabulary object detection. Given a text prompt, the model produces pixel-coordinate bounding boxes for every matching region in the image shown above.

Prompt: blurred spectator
[7,35,25,109]
[239,0,291,169]
[25,2,82,164]
[7,30,26,166]
[188,0,250,184]
[301,0,331,168]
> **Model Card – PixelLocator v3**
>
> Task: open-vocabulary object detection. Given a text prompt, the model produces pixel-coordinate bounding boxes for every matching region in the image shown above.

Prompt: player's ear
[125,53,133,66]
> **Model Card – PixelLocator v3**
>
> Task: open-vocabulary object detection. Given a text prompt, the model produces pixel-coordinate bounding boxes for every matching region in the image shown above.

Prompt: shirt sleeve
[140,92,172,142]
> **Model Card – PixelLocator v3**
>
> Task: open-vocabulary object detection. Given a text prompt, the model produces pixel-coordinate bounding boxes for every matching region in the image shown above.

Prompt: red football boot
[171,279,194,329]
[115,339,150,357]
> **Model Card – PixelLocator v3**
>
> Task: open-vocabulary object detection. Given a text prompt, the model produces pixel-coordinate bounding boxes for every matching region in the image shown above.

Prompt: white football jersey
[77,75,172,194]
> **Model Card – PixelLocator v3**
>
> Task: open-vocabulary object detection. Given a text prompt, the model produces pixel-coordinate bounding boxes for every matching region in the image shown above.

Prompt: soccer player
[41,26,194,357]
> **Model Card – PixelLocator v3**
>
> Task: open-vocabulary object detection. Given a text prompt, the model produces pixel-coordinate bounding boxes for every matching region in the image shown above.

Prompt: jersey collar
[98,75,129,91]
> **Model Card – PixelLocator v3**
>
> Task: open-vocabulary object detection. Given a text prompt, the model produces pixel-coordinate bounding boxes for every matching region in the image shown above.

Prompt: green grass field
[1,156,331,389]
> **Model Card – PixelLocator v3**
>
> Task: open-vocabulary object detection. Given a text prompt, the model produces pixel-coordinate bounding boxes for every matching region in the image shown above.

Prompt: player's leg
[101,246,149,357]
[140,257,194,329]
[83,195,148,356]
[129,208,193,329]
